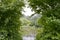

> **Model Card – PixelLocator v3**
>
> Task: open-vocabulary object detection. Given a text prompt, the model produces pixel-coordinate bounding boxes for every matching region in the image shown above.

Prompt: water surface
[23,36,35,40]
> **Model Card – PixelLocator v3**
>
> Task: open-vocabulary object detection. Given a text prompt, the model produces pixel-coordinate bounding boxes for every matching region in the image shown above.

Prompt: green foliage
[20,17,31,26]
[0,0,24,40]
[29,0,60,40]
[29,0,60,14]
[37,17,60,40]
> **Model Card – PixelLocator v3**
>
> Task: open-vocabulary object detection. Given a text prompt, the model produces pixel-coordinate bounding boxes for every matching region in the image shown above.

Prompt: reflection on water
[23,36,35,40]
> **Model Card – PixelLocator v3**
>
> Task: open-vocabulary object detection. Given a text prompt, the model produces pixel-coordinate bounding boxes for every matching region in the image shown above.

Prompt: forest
[0,0,60,40]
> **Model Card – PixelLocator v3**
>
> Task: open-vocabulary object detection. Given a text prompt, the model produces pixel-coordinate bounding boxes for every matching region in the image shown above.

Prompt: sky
[22,5,34,16]
[22,0,35,16]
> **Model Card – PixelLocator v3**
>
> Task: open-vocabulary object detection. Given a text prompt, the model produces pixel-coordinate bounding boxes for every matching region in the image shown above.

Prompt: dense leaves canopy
[0,0,24,40]
[29,0,60,40]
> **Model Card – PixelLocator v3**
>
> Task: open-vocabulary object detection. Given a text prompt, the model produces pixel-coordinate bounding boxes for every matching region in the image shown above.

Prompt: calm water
[23,36,35,40]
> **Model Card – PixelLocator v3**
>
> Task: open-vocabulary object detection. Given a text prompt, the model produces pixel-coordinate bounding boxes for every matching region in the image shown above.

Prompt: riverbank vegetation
[0,0,60,40]
[29,0,60,40]
[0,0,24,40]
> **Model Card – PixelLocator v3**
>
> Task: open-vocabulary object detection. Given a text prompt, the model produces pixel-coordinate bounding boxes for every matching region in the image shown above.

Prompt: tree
[29,0,60,40]
[0,0,24,40]
[20,16,31,26]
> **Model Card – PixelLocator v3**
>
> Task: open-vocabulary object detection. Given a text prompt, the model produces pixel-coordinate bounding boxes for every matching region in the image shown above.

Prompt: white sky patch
[22,6,34,16]
[22,0,35,16]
